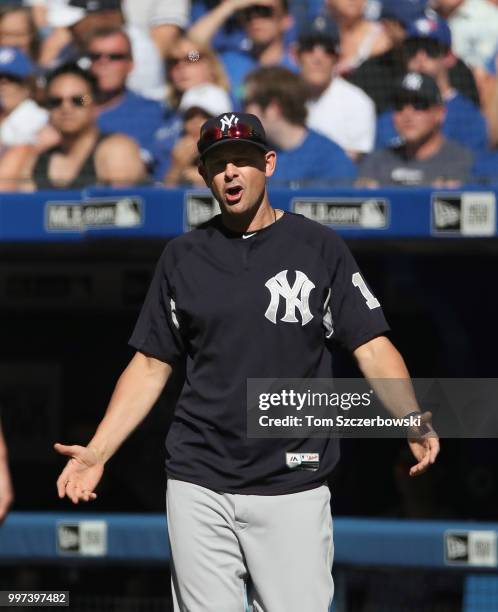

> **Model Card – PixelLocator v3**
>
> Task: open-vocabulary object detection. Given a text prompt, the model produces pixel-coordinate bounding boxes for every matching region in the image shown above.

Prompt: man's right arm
[55,352,172,503]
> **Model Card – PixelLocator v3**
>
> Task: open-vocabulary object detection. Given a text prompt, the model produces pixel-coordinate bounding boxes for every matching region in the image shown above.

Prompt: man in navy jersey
[54,112,439,612]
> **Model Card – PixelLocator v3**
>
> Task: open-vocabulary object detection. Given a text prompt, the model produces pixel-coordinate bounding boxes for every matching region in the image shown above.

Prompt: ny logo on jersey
[265,270,315,325]
[220,114,239,131]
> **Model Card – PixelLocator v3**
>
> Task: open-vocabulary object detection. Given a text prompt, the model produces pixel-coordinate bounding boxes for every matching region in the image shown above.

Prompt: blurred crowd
[0,0,497,190]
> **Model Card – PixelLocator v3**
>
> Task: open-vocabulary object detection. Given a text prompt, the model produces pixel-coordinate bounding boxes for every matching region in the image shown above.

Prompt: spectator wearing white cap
[162,83,232,187]
[0,46,48,182]
[38,0,165,100]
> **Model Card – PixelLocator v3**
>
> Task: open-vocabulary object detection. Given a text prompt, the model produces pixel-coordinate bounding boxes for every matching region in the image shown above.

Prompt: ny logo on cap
[220,114,239,132]
[403,73,423,91]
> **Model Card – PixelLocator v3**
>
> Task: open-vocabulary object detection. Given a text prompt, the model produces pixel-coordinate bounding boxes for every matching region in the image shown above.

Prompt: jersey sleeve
[327,233,390,351]
[128,247,185,365]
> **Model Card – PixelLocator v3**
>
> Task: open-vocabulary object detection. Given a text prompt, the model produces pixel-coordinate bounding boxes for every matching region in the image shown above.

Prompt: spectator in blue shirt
[84,26,164,162]
[472,149,498,184]
[188,0,297,103]
[243,66,356,186]
[375,11,488,153]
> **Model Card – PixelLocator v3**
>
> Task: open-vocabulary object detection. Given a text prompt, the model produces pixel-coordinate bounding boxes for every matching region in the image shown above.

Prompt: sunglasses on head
[46,95,89,109]
[88,51,131,62]
[393,96,433,111]
[199,122,262,152]
[241,5,275,21]
[166,53,205,69]
[404,38,447,59]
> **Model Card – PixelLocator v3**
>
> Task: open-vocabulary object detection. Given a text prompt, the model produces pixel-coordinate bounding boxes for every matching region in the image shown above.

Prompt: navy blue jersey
[129,212,389,494]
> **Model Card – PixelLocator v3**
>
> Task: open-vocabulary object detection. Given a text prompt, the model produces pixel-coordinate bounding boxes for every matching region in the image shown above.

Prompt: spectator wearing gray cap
[162,83,232,187]
[375,11,487,153]
[358,72,473,187]
[295,18,375,160]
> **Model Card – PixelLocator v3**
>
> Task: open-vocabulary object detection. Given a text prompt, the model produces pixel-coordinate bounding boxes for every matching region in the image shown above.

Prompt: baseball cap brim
[200,137,271,160]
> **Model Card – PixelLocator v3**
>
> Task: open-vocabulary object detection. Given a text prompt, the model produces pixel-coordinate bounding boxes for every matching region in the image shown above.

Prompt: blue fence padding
[463,575,498,611]
[2,513,498,569]
[0,186,496,241]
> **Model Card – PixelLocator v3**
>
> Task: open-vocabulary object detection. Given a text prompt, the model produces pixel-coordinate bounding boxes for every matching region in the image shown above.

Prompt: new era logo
[434,199,460,228]
[445,531,497,567]
[57,521,107,556]
[432,192,496,236]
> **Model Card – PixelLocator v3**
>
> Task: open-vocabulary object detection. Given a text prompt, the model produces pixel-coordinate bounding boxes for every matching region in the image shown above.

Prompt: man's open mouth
[226,186,243,202]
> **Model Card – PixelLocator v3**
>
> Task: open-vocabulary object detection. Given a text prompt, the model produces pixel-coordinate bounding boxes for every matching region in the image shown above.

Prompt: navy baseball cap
[380,0,427,27]
[197,113,271,159]
[394,72,443,106]
[297,16,340,54]
[0,47,34,80]
[406,11,452,48]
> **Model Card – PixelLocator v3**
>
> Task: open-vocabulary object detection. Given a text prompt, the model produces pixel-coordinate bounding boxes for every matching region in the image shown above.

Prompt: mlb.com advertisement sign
[292,197,389,229]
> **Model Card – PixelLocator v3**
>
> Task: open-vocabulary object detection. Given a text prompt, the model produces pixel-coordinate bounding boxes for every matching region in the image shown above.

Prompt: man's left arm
[353,335,440,477]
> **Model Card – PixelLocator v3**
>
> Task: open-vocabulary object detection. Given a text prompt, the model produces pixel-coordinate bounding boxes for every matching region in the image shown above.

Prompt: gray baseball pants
[166,478,334,612]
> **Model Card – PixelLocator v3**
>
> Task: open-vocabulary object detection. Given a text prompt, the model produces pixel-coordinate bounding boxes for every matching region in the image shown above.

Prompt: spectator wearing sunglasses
[188,0,297,102]
[84,27,164,163]
[26,63,139,189]
[375,13,487,153]
[358,72,473,187]
[39,0,164,101]
[244,66,356,186]
[295,19,375,160]
[153,35,230,181]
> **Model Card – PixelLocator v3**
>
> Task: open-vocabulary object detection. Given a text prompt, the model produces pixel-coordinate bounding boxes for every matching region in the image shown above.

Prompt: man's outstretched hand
[407,412,440,477]
[54,443,104,504]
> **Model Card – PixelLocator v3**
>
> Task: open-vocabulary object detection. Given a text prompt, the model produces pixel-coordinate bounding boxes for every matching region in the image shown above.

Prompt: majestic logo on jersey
[220,114,239,131]
[264,270,315,325]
